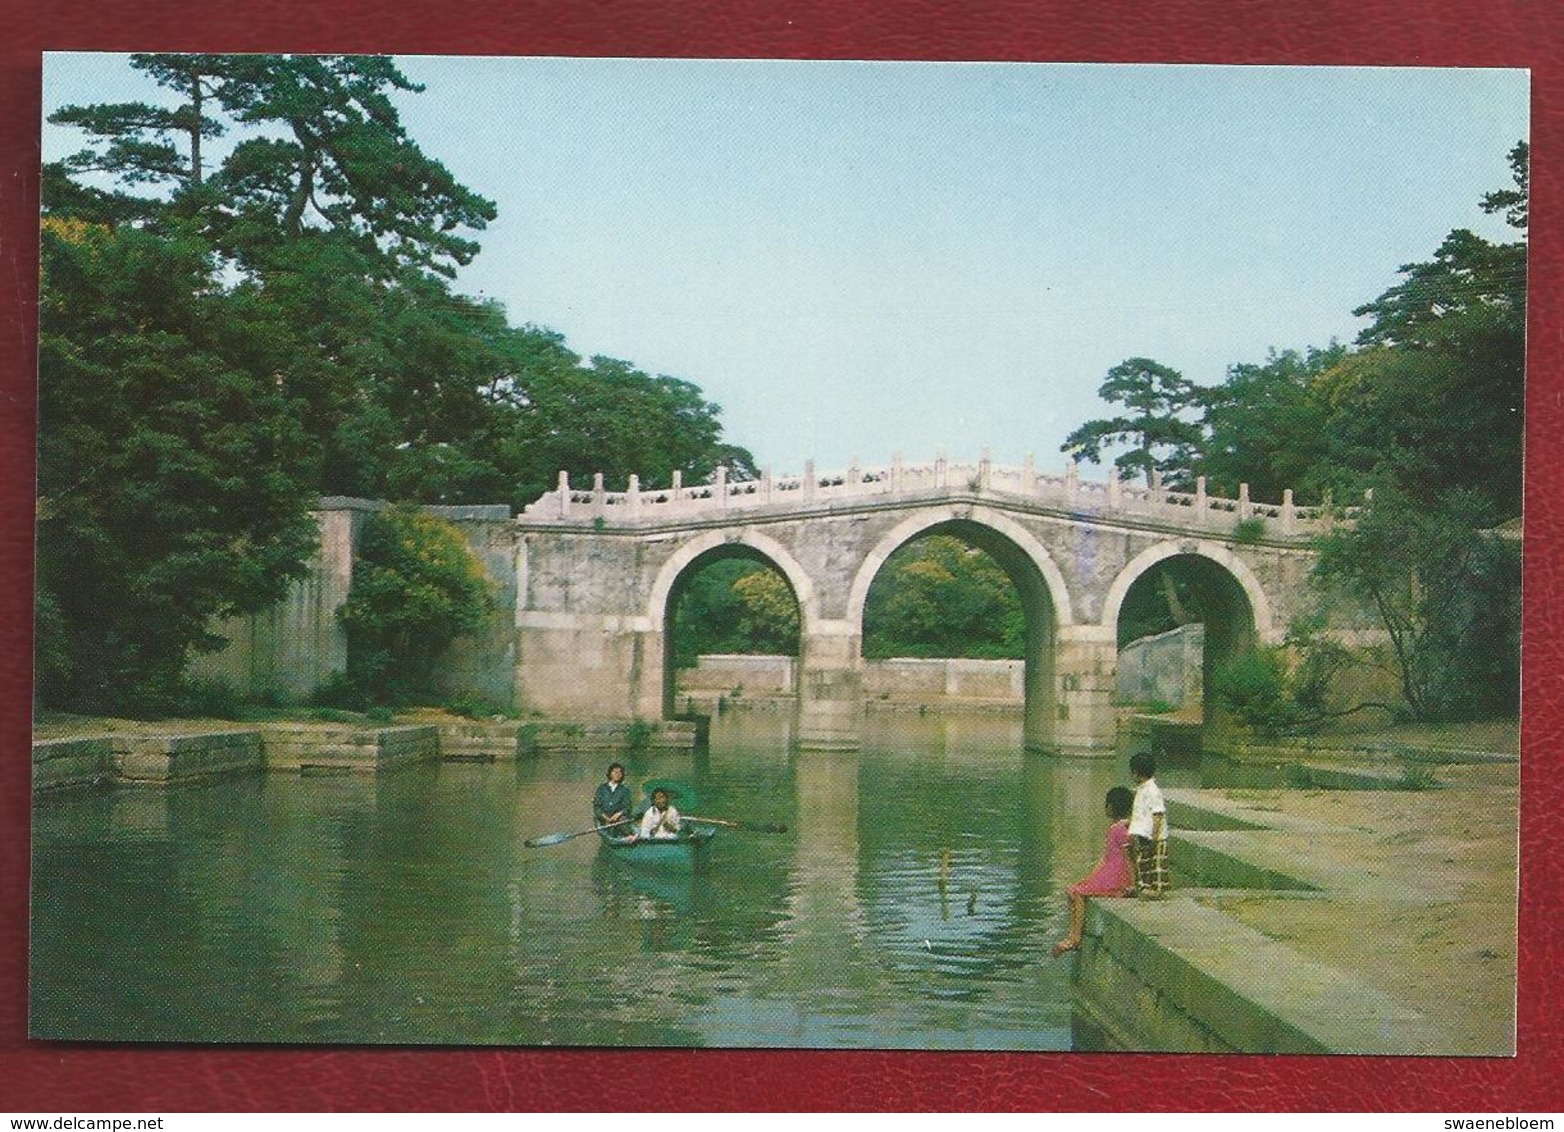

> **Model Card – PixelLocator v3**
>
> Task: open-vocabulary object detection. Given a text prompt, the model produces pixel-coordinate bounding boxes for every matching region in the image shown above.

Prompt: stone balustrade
[520,451,1363,538]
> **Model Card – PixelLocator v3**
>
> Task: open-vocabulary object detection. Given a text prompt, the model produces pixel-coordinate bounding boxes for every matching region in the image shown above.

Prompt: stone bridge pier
[512,456,1352,754]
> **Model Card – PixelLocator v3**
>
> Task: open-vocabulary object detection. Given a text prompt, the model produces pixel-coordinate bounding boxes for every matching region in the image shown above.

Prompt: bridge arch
[647,528,817,718]
[846,505,1071,749]
[1103,540,1277,735]
[1101,540,1275,642]
[845,506,1075,629]
[647,528,820,632]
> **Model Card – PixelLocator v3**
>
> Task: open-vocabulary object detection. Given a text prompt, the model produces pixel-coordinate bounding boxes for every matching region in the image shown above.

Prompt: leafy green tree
[47,54,497,279]
[45,53,515,503]
[44,54,229,225]
[1313,486,1520,720]
[1061,357,1205,485]
[337,506,493,703]
[863,536,1024,660]
[36,219,318,714]
[732,570,801,648]
[492,347,757,507]
[1197,346,1343,504]
[45,53,755,515]
[1480,141,1529,230]
[1344,143,1526,518]
[670,559,798,667]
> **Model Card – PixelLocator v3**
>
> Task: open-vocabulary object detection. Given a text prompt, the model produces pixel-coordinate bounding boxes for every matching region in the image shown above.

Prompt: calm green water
[30,713,1228,1049]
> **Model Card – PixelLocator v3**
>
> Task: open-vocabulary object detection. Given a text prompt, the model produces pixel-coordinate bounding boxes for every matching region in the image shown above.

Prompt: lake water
[30,712,1239,1049]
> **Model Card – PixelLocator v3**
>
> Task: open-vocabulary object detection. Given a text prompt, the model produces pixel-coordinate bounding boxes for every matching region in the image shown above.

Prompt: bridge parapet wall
[520,453,1362,541]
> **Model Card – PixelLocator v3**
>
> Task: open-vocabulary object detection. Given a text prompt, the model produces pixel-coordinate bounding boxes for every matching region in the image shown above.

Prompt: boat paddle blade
[524,830,577,848]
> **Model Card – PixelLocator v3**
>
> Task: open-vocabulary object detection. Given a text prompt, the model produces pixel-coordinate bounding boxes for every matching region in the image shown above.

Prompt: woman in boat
[593,762,632,832]
[636,787,682,841]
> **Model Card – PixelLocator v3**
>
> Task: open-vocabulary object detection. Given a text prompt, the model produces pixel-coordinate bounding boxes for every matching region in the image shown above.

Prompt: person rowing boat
[592,762,632,831]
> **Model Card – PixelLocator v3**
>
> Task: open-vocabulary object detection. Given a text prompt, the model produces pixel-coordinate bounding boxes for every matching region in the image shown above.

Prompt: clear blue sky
[43,55,1529,479]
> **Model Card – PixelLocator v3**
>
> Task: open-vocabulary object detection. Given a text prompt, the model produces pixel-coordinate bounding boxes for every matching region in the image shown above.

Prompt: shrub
[445,694,514,720]
[311,671,371,712]
[338,506,493,704]
[1212,647,1300,736]
[626,719,654,751]
[175,676,242,720]
[1233,517,1267,544]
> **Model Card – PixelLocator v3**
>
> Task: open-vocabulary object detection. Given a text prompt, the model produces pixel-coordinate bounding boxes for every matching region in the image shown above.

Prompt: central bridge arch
[846,506,1074,750]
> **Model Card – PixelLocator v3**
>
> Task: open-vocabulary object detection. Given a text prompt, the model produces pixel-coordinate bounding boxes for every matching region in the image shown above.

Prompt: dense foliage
[39,54,753,713]
[670,560,800,668]
[863,536,1024,660]
[335,507,493,703]
[1314,487,1521,720]
[1065,143,1527,721]
[36,219,318,715]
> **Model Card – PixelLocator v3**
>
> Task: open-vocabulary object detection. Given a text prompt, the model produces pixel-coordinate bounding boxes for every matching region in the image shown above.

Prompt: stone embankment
[32,716,699,790]
[1068,755,1518,1055]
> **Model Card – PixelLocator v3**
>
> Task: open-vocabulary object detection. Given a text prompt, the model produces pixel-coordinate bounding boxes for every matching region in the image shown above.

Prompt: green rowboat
[596,823,716,871]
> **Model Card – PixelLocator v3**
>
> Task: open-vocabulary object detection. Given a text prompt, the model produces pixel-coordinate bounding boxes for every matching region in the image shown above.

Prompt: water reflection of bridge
[516,454,1351,752]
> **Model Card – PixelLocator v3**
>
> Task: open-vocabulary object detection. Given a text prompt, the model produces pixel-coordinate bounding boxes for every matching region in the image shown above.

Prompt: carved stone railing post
[522,452,1343,534]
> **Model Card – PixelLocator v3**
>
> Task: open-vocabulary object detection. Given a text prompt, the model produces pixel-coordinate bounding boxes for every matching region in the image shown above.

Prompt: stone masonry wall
[190,500,516,708]
[1116,623,1204,709]
[676,654,1027,706]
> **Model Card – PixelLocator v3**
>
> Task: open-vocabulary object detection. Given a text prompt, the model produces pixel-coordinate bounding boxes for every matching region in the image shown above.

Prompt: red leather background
[1,0,1559,1112]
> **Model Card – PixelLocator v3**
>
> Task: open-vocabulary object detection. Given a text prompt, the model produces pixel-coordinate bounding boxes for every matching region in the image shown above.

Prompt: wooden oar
[524,818,634,848]
[683,815,789,833]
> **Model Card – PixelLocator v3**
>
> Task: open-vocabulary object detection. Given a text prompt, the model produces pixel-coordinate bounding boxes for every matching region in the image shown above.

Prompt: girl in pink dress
[1051,786,1136,957]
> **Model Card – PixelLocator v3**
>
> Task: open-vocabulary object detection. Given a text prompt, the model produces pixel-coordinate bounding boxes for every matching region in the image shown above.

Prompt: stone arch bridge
[512,454,1354,752]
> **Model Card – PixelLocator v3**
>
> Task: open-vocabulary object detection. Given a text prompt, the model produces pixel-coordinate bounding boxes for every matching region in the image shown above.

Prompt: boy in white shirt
[636,787,682,840]
[1128,750,1170,898]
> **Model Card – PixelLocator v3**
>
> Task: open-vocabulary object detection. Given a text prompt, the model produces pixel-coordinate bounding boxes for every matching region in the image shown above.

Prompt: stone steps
[32,736,115,791]
[1076,895,1443,1054]
[437,723,527,761]
[35,717,699,790]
